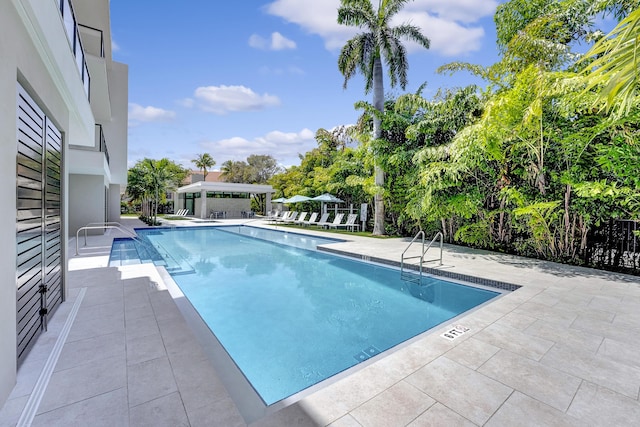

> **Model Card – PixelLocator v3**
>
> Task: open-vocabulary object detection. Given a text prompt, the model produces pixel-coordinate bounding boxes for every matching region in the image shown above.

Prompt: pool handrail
[400,231,443,283]
[75,222,152,256]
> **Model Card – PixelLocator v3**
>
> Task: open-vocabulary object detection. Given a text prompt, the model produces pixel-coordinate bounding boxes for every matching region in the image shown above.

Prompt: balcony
[67,124,111,178]
[79,23,111,121]
[96,124,110,166]
[58,0,90,100]
[78,24,104,58]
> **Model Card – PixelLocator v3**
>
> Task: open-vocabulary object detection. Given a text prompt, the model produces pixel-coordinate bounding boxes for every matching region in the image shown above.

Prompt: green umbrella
[311,193,344,203]
[312,193,344,214]
[285,195,312,203]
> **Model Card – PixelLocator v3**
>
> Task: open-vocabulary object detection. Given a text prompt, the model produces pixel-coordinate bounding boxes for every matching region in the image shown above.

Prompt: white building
[175,181,275,219]
[0,0,127,406]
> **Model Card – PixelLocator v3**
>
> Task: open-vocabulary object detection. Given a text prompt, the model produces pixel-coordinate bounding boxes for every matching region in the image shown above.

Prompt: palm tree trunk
[372,55,386,235]
[154,188,159,224]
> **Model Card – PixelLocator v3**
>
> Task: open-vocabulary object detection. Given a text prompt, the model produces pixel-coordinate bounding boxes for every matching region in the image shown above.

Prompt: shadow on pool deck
[2,217,640,426]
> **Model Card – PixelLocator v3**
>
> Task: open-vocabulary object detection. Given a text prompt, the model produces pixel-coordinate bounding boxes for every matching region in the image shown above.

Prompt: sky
[111,0,503,170]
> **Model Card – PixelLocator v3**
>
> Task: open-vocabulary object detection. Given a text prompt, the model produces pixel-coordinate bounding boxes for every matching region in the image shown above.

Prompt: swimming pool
[131,226,500,406]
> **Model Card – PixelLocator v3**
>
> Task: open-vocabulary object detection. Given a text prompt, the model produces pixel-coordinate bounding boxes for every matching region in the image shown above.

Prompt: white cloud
[249,32,297,50]
[407,0,498,24]
[249,34,268,49]
[271,32,297,50]
[128,103,176,123]
[111,39,120,52]
[192,85,281,115]
[395,11,485,56]
[265,0,354,50]
[201,128,316,166]
[265,0,497,56]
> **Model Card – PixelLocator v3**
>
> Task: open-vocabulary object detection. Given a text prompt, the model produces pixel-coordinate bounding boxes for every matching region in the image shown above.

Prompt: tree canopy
[220,154,282,184]
[269,0,640,272]
[126,158,187,223]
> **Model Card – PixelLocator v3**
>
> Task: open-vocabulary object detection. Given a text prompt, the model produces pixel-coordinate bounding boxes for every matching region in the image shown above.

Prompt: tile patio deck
[1,217,640,426]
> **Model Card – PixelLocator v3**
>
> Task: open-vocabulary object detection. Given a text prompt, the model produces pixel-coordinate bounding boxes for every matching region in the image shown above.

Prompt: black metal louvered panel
[16,84,64,364]
[16,84,45,363]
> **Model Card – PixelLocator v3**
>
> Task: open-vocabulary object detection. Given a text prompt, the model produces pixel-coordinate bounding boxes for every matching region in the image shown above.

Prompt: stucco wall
[69,174,106,236]
[108,184,121,223]
[105,62,128,184]
[0,6,20,404]
[194,198,252,218]
[0,0,100,405]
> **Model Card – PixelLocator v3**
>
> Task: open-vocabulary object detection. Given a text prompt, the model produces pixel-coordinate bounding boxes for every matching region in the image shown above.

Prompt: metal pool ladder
[75,221,151,255]
[400,231,443,284]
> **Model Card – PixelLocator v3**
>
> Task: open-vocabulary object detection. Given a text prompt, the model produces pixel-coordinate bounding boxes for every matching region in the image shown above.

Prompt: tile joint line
[16,287,87,427]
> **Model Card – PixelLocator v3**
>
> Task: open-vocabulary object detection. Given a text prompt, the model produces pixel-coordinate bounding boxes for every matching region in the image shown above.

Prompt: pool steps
[109,237,195,274]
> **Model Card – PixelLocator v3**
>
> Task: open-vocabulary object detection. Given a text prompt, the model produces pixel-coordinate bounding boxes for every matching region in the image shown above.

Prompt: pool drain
[353,345,381,362]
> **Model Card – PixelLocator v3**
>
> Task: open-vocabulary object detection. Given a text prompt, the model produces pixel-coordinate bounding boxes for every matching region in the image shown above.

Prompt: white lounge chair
[320,213,344,229]
[333,213,359,231]
[276,211,296,222]
[291,212,308,224]
[283,212,303,223]
[266,211,282,222]
[297,212,318,226]
[313,213,330,227]
[169,209,189,217]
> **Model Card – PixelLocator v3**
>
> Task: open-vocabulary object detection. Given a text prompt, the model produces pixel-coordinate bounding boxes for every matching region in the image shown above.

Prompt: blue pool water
[127,226,499,405]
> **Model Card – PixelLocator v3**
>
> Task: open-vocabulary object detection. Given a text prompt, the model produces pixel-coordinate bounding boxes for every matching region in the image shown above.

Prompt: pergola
[175,181,275,219]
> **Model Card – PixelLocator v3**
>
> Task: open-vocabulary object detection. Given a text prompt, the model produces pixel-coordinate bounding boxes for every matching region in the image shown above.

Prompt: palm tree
[141,158,186,223]
[338,0,430,235]
[192,153,216,181]
[582,8,640,117]
[220,159,248,183]
[126,164,152,216]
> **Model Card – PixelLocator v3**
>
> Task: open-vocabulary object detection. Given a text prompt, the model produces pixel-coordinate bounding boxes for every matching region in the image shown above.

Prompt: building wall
[0,0,126,407]
[105,61,128,185]
[108,184,121,222]
[188,171,223,183]
[0,8,20,404]
[1,0,79,404]
[69,174,106,236]
[195,198,251,218]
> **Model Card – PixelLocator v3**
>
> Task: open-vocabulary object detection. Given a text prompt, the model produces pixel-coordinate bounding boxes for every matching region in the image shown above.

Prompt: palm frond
[337,3,375,28]
[382,0,411,20]
[338,36,365,89]
[581,7,640,116]
[392,24,430,49]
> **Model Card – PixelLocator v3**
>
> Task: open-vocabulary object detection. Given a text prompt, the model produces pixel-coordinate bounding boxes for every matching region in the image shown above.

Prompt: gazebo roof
[176,181,275,194]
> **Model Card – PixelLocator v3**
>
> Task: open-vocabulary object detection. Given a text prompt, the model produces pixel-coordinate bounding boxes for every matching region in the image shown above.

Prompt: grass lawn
[274,223,398,238]
[121,213,399,237]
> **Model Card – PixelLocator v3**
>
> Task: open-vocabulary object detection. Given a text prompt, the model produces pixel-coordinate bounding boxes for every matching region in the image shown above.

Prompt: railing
[95,124,110,165]
[400,231,443,284]
[75,222,148,255]
[585,219,640,272]
[76,221,196,274]
[78,24,104,58]
[59,0,90,99]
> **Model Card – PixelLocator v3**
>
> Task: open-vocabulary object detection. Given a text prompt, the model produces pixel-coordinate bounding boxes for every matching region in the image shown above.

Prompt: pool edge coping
[317,246,522,293]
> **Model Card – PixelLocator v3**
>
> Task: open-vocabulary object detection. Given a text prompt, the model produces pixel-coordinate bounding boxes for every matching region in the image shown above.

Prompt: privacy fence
[584,219,640,274]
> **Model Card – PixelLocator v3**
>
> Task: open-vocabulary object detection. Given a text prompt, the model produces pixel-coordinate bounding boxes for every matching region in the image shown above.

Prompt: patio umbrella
[311,193,344,214]
[311,193,344,203]
[272,197,287,203]
[284,195,312,203]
